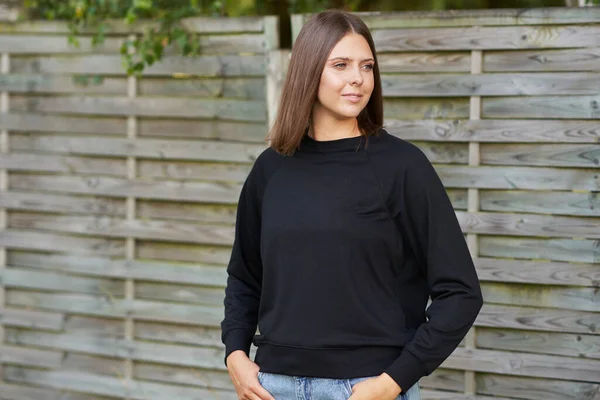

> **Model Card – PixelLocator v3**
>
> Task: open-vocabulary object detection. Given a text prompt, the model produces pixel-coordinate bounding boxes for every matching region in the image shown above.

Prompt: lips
[342,93,363,103]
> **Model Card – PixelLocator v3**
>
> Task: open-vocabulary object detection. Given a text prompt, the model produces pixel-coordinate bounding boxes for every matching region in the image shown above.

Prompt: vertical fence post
[124,34,138,399]
[464,48,483,396]
[0,51,9,390]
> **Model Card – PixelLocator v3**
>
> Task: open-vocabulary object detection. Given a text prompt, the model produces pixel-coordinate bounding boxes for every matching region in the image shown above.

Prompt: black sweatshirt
[221,128,483,392]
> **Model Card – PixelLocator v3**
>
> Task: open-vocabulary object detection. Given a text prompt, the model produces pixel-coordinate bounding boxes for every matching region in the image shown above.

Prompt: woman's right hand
[226,350,276,400]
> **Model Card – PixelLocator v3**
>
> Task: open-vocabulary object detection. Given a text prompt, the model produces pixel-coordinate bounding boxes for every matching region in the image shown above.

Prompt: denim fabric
[258,371,421,400]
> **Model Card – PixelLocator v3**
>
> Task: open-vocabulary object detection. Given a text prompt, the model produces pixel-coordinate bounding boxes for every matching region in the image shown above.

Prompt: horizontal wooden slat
[480,190,600,217]
[137,201,236,224]
[10,174,242,203]
[6,291,223,326]
[0,383,117,400]
[135,321,222,347]
[372,26,600,52]
[476,327,600,359]
[477,373,600,400]
[436,165,600,191]
[456,211,600,239]
[0,191,126,215]
[1,267,125,295]
[0,153,126,175]
[63,315,124,336]
[134,362,232,390]
[476,304,599,335]
[9,95,266,122]
[181,16,266,33]
[483,95,600,119]
[0,74,126,94]
[0,345,63,368]
[419,390,513,400]
[136,282,225,306]
[387,119,600,143]
[382,72,600,97]
[480,143,600,168]
[0,230,125,255]
[138,160,252,183]
[384,98,469,119]
[356,8,600,27]
[443,347,600,382]
[10,135,266,163]
[419,369,464,393]
[8,213,235,246]
[377,52,470,73]
[480,236,600,264]
[8,251,227,286]
[10,54,266,77]
[0,307,64,331]
[4,367,239,400]
[484,47,600,72]
[481,281,599,312]
[475,257,600,287]
[139,77,266,99]
[0,112,126,134]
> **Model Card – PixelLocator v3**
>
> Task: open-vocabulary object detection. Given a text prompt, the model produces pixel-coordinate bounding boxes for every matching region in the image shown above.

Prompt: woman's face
[314,33,375,122]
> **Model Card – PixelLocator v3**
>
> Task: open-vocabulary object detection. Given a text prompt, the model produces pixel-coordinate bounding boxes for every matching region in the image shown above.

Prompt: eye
[334,63,346,68]
[362,64,374,71]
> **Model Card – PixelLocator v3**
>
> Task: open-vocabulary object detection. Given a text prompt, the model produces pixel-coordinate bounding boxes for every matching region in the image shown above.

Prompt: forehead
[328,33,373,58]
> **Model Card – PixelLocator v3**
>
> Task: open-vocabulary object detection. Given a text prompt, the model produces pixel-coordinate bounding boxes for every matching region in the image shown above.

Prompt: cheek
[319,72,345,98]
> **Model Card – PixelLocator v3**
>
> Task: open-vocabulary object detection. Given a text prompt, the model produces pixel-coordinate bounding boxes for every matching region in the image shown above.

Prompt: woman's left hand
[347,373,402,400]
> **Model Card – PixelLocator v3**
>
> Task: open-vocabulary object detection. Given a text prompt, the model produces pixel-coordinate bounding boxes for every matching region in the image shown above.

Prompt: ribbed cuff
[383,349,426,394]
[223,329,254,367]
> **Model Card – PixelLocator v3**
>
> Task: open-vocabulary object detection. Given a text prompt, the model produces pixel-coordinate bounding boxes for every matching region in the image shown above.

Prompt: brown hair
[267,10,383,156]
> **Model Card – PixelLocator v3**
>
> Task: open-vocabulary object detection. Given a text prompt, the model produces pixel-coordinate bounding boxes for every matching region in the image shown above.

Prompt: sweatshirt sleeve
[221,162,263,367]
[383,147,484,392]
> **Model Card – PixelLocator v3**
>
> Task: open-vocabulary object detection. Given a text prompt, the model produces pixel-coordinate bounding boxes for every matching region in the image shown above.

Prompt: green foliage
[24,0,222,75]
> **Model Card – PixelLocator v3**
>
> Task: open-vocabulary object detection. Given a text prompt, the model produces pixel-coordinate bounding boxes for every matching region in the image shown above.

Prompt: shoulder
[367,128,431,170]
[248,146,286,187]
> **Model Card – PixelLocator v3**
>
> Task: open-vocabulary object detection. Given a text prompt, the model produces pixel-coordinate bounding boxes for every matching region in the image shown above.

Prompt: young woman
[221,9,483,400]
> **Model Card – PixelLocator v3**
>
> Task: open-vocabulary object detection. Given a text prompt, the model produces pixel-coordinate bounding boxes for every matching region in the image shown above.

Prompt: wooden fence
[0,6,599,400]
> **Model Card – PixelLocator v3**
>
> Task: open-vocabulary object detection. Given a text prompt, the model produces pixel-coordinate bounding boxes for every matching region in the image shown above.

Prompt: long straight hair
[267,10,383,156]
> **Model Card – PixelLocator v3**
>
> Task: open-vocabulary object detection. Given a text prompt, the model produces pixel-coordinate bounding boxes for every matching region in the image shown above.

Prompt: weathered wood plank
[0,345,63,368]
[477,373,600,400]
[476,327,600,359]
[476,304,599,335]
[181,16,266,33]
[372,26,600,52]
[138,160,252,183]
[0,307,64,331]
[480,237,600,264]
[3,367,239,400]
[475,257,600,287]
[419,390,512,400]
[384,98,469,119]
[484,47,600,72]
[140,77,266,99]
[418,369,464,393]
[61,353,124,377]
[356,8,600,27]
[135,321,222,347]
[0,112,126,134]
[480,190,600,217]
[0,153,126,175]
[8,251,227,287]
[10,135,266,163]
[1,267,124,295]
[8,213,235,246]
[63,315,124,336]
[0,74,126,94]
[135,282,226,306]
[137,201,236,224]
[6,291,223,326]
[10,174,243,204]
[386,119,600,143]
[0,230,125,255]
[0,383,117,400]
[0,191,125,216]
[456,211,600,239]
[480,143,600,168]
[11,54,266,77]
[0,35,124,54]
[134,362,232,390]
[137,242,231,265]
[483,95,600,119]
[9,95,267,122]
[443,347,600,382]
[436,165,600,191]
[138,118,267,142]
[480,281,599,312]
[382,72,600,97]
[377,52,470,73]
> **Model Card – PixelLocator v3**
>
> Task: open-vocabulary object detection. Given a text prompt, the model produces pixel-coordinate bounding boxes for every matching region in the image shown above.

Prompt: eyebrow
[328,57,375,62]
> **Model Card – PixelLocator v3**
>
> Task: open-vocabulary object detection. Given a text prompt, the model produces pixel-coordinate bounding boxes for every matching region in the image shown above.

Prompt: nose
[350,65,363,86]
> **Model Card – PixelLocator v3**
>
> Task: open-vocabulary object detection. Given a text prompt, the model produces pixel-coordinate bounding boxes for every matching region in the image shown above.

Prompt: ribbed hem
[223,328,255,367]
[383,349,426,394]
[254,342,405,379]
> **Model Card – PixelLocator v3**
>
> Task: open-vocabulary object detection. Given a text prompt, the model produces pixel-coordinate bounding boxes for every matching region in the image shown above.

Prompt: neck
[309,109,361,141]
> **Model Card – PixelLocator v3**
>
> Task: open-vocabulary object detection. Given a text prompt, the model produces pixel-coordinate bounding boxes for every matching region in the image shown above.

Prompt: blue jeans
[258,371,421,400]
